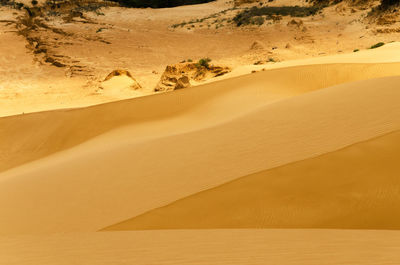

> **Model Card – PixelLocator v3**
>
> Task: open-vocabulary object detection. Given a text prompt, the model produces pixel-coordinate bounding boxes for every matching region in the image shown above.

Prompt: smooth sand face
[104,131,400,231]
[2,230,400,265]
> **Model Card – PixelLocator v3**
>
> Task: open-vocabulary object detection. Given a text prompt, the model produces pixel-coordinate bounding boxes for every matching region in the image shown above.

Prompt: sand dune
[0,73,399,234]
[1,229,400,265]
[217,42,400,81]
[1,63,399,173]
[104,130,400,231]
[1,1,400,263]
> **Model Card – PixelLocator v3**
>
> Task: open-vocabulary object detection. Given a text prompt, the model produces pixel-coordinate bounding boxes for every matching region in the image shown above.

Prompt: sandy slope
[1,229,400,265]
[0,73,399,234]
[1,2,400,263]
[105,130,400,231]
[1,62,400,173]
[219,42,400,81]
[0,46,400,265]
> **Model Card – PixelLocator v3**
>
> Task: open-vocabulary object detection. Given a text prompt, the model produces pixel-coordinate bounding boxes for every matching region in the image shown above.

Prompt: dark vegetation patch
[307,0,343,5]
[306,0,399,9]
[233,5,323,26]
[0,0,25,9]
[379,0,400,9]
[196,57,211,69]
[369,42,385,49]
[372,0,399,20]
[110,0,215,8]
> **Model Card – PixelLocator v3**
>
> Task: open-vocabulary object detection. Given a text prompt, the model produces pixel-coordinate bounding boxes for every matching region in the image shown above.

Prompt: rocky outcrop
[155,62,231,92]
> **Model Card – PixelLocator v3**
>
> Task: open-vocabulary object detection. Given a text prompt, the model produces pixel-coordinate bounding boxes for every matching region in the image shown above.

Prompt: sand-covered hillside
[1,0,400,264]
[1,0,400,116]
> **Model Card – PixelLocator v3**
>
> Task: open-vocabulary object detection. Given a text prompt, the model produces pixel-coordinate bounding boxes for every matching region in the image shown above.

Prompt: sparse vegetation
[368,0,399,16]
[0,0,25,9]
[369,42,385,49]
[172,21,188,28]
[252,16,265,26]
[380,0,400,9]
[233,6,323,26]
[308,0,343,6]
[96,27,106,33]
[353,49,360,52]
[0,0,114,76]
[110,0,215,8]
[170,7,237,29]
[196,58,212,69]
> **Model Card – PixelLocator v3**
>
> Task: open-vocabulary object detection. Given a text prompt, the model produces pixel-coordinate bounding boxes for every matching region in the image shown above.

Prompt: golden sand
[1,1,400,263]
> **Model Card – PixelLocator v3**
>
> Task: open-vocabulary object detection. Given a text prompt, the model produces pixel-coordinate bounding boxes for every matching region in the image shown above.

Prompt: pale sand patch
[1,229,400,265]
[209,42,400,82]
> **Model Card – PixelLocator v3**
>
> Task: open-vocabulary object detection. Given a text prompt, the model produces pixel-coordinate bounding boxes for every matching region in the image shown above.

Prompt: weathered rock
[104,69,134,81]
[101,69,142,90]
[155,62,231,92]
[250,41,265,51]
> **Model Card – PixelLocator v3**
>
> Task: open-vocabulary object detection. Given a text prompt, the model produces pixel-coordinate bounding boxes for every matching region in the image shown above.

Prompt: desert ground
[1,0,400,264]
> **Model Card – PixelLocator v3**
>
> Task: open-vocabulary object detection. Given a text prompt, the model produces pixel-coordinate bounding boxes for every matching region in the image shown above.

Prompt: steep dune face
[0,75,399,235]
[1,63,399,173]
[104,131,400,231]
